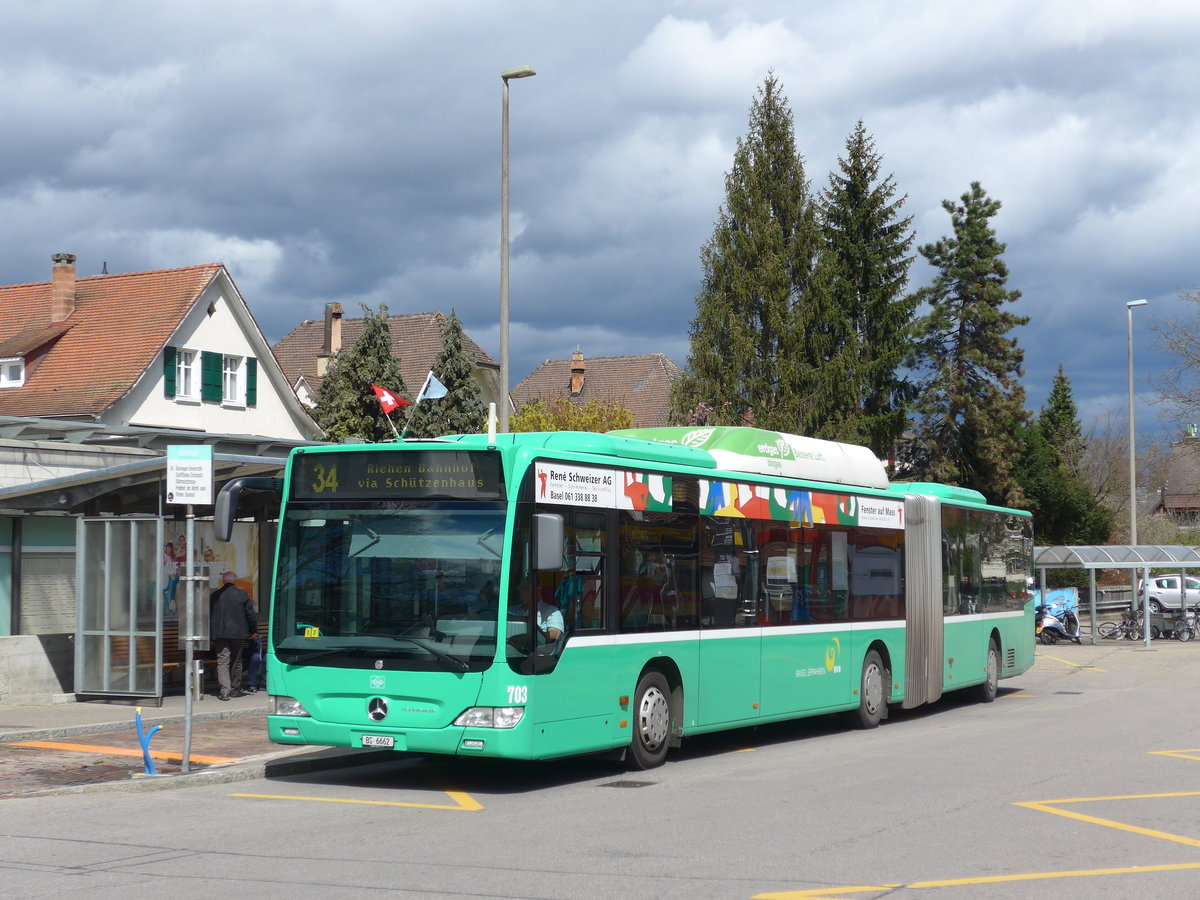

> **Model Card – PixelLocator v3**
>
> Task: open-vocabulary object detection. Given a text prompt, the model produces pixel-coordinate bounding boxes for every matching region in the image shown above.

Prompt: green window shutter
[201,351,222,403]
[246,357,258,407]
[163,346,177,398]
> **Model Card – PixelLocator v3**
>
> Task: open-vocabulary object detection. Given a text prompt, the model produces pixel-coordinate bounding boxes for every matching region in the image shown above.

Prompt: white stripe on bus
[564,609,1023,649]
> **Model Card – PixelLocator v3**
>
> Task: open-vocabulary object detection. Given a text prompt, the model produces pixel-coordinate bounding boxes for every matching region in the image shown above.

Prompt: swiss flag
[371,384,410,414]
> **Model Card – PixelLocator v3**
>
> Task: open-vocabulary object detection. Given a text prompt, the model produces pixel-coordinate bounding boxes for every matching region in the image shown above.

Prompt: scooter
[1036,602,1081,644]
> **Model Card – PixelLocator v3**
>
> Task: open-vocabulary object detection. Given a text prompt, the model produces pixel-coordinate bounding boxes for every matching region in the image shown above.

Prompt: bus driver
[509,577,564,648]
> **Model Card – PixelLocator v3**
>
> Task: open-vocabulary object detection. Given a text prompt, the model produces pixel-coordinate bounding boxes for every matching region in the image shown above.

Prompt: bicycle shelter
[1034,545,1200,644]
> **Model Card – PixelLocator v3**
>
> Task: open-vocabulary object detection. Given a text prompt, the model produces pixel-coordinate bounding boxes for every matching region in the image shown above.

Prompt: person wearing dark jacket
[210,571,257,701]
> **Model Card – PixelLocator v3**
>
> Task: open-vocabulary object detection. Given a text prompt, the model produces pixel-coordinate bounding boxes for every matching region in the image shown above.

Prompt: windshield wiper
[386,635,470,672]
[349,524,381,559]
[476,528,502,560]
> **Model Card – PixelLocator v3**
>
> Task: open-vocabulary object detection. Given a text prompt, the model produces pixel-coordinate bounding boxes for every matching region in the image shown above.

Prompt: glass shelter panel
[75,518,163,697]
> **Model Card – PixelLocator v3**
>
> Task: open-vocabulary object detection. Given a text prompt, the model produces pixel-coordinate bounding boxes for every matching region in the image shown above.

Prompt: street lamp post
[500,65,536,433]
[1127,298,1149,647]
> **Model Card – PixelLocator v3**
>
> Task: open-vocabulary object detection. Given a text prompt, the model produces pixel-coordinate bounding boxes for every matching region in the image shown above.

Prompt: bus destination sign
[291,450,503,501]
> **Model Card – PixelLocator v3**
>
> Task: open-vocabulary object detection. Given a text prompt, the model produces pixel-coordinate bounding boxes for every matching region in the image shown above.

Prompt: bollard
[133,707,165,777]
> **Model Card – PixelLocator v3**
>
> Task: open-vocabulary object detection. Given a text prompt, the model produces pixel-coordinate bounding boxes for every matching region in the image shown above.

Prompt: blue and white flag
[416,371,448,404]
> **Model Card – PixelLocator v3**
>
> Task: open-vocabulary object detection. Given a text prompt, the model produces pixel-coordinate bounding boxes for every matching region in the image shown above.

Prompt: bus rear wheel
[854,650,886,729]
[628,670,672,769]
[976,639,999,703]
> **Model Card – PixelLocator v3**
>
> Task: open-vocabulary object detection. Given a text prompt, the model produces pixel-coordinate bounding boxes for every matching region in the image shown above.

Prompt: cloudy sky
[2,0,1198,440]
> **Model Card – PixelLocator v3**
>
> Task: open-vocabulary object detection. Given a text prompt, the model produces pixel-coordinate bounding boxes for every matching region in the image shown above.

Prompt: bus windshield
[272,502,507,672]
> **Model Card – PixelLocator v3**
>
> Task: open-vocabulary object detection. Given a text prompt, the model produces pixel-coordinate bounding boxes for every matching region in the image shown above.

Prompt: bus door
[786,524,853,712]
[697,517,761,726]
[511,506,613,749]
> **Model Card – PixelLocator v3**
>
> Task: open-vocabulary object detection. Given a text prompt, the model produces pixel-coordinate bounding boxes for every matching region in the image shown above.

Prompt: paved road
[1,641,1198,898]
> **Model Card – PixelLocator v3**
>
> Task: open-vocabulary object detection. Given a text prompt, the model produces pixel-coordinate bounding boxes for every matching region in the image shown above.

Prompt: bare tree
[1149,287,1200,425]
[1081,410,1173,542]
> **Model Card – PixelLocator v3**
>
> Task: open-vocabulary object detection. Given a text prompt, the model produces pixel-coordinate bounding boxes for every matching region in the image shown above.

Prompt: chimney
[317,302,344,376]
[570,347,585,396]
[50,253,77,323]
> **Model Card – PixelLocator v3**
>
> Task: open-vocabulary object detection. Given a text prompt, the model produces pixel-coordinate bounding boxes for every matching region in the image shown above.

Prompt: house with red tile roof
[272,303,502,412]
[0,253,320,443]
[510,349,682,427]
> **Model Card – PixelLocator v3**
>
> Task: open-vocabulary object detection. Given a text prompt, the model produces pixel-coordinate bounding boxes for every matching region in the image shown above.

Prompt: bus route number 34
[507,685,528,704]
[309,464,339,494]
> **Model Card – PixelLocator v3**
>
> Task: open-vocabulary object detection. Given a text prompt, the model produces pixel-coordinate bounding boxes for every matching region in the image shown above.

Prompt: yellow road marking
[1151,748,1200,761]
[755,780,1200,896]
[1014,791,1200,848]
[1034,652,1105,671]
[755,861,1200,898]
[231,790,483,811]
[11,740,236,765]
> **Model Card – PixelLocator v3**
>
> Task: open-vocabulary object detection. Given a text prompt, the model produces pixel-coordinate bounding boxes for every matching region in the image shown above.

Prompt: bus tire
[976,639,999,703]
[854,650,886,729]
[628,670,672,769]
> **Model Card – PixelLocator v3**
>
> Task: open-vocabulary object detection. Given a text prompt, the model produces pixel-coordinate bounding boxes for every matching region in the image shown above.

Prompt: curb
[2,745,395,801]
[0,704,267,745]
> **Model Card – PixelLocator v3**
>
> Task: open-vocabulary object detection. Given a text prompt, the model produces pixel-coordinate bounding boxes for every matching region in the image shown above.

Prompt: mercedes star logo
[368,697,388,722]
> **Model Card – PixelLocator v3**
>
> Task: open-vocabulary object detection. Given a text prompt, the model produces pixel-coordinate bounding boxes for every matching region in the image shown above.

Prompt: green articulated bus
[216,426,1034,769]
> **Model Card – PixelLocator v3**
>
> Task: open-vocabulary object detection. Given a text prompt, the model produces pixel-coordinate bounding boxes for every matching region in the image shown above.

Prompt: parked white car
[1137,576,1200,613]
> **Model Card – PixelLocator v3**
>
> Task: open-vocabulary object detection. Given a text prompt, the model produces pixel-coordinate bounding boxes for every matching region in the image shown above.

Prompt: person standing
[210,571,257,701]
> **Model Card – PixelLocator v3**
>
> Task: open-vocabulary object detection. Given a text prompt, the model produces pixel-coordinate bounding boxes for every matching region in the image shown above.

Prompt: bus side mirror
[214,477,282,542]
[533,513,564,571]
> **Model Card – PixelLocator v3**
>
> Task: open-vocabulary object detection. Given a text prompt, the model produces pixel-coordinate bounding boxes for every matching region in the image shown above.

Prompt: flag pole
[384,411,401,441]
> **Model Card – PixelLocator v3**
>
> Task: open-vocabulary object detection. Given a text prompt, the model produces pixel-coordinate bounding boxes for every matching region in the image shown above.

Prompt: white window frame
[176,349,198,400]
[222,354,244,407]
[0,356,25,388]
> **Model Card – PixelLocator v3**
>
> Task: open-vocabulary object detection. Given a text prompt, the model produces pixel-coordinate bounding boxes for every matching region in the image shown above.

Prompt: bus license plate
[361,735,394,749]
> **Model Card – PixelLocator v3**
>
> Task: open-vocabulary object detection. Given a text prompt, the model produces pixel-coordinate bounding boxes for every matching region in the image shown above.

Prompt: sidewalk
[0,691,364,799]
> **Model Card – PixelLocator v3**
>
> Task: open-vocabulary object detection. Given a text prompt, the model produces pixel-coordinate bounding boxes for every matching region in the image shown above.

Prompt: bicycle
[1097,609,1146,641]
[1172,605,1198,642]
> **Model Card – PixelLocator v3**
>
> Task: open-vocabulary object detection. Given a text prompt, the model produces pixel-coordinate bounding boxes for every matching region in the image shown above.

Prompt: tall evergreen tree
[817,121,916,458]
[404,310,487,439]
[312,303,409,442]
[1038,363,1086,475]
[670,73,825,431]
[1013,365,1115,555]
[1015,421,1114,552]
[905,182,1029,505]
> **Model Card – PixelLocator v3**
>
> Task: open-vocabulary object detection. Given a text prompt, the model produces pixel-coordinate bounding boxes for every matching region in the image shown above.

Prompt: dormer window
[0,356,25,388]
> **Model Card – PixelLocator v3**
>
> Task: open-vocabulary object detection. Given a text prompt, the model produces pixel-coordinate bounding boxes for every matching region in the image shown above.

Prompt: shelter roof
[1034,545,1200,569]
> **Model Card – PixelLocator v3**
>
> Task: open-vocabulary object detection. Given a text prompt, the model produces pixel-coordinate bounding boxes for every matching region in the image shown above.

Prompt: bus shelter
[1033,545,1200,645]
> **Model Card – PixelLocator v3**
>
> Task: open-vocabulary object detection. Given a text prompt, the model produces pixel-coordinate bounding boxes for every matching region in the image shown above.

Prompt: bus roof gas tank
[609,426,889,490]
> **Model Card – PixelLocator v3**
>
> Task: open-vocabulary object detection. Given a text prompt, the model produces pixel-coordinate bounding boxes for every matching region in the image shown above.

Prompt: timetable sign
[166,445,214,505]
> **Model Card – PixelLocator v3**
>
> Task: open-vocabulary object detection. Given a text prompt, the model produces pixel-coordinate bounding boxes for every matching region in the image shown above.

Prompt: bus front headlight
[453,706,524,729]
[269,695,311,717]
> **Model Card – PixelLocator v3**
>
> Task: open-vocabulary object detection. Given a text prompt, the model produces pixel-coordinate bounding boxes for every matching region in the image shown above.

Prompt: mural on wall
[162,521,259,620]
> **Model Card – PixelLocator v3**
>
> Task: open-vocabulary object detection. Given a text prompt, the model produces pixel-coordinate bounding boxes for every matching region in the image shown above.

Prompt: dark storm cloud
[1,1,1198,439]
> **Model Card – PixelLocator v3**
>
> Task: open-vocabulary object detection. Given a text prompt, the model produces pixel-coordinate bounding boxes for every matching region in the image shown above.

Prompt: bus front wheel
[854,650,886,729]
[628,670,672,769]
